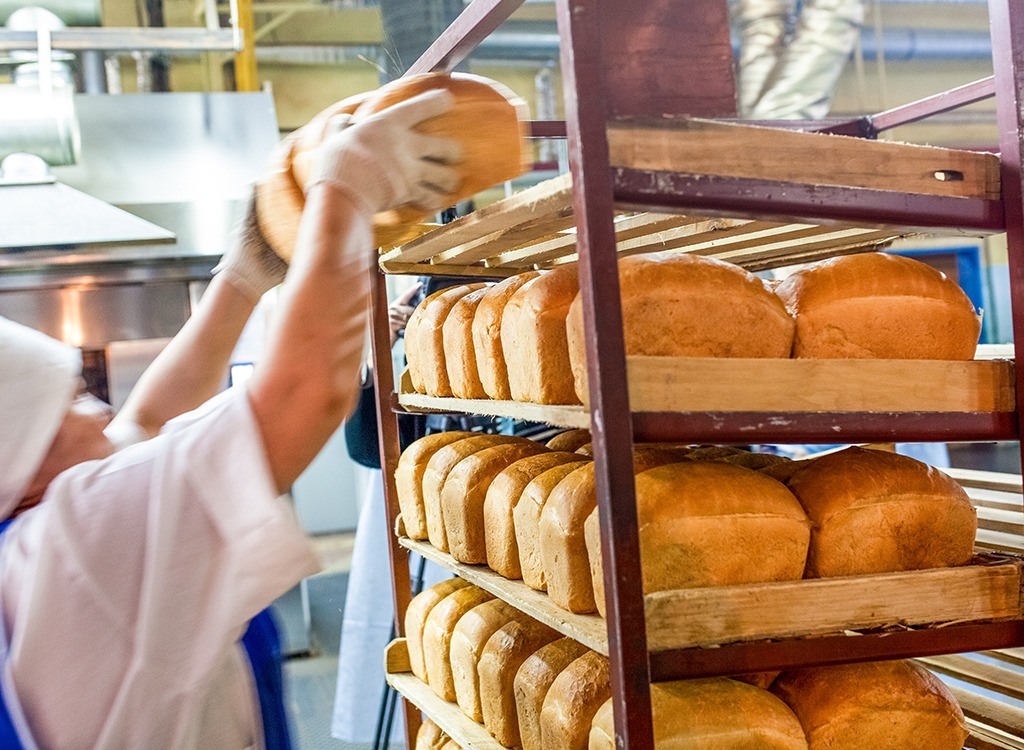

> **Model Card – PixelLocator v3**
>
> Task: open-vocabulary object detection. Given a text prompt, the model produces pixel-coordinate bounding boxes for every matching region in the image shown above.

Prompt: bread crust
[514,638,590,750]
[421,585,495,701]
[404,578,472,683]
[397,432,475,540]
[539,651,611,750]
[473,272,540,400]
[443,287,490,399]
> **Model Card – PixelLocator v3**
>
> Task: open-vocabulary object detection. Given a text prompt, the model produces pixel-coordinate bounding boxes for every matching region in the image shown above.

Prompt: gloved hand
[213,191,289,304]
[306,89,462,217]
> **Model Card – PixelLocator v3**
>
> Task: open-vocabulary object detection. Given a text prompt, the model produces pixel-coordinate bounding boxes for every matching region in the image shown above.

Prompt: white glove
[213,191,289,304]
[306,89,462,217]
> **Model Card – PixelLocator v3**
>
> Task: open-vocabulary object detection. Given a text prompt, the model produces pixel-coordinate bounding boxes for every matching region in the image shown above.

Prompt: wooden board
[399,537,609,654]
[607,119,1002,200]
[953,688,1024,750]
[385,639,505,750]
[644,560,1024,652]
[919,654,1024,702]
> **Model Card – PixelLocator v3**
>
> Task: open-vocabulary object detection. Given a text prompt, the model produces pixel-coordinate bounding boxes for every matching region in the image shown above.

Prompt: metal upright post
[369,268,420,748]
[989,0,1024,503]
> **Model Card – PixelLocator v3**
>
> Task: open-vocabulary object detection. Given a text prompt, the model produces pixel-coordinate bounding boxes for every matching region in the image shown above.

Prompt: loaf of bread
[397,432,475,540]
[539,651,611,750]
[484,452,591,579]
[514,461,592,591]
[422,585,495,701]
[422,434,525,552]
[501,266,582,405]
[406,287,456,395]
[589,678,808,749]
[718,451,793,471]
[771,660,968,750]
[585,462,810,617]
[405,578,472,683]
[450,599,528,722]
[354,73,531,245]
[416,284,488,397]
[545,430,592,452]
[290,93,370,187]
[774,252,981,359]
[782,446,977,577]
[472,272,541,400]
[566,253,795,402]
[514,638,590,750]
[415,718,450,750]
[442,440,549,564]
[254,132,306,264]
[575,443,594,457]
[443,287,490,399]
[479,618,560,747]
[541,446,691,614]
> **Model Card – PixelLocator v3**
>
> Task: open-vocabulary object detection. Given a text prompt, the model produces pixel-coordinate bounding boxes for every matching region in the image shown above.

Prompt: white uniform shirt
[0,389,320,749]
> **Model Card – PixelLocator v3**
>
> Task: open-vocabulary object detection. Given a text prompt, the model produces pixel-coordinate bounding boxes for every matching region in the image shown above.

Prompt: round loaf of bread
[450,599,527,722]
[589,678,808,749]
[514,638,590,750]
[415,284,487,397]
[483,452,592,579]
[514,461,592,591]
[443,287,490,399]
[771,660,968,750]
[479,618,560,747]
[354,72,530,242]
[783,446,977,577]
[774,252,981,359]
[473,272,540,400]
[421,585,495,702]
[422,434,527,552]
[441,440,549,564]
[500,266,581,405]
[415,718,449,750]
[404,578,471,683]
[566,253,795,403]
[545,429,592,453]
[585,462,810,617]
[291,92,370,186]
[539,651,611,750]
[396,432,474,540]
[541,446,692,615]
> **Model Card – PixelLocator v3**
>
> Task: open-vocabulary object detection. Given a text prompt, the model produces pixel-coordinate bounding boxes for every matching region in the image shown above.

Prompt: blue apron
[0,517,291,750]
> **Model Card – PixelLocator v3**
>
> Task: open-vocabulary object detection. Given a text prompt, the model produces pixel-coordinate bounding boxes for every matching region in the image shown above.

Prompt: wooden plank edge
[385,641,506,750]
[644,561,1024,652]
[953,687,1024,747]
[398,537,609,654]
[397,392,591,429]
[918,654,1024,702]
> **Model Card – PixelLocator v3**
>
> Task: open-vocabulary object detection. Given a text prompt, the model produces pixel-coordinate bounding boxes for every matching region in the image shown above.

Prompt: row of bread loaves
[404,251,981,406]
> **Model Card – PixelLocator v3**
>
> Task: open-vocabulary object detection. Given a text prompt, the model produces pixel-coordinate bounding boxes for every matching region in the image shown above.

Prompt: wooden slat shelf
[400,538,1024,655]
[385,639,504,750]
[379,121,1002,277]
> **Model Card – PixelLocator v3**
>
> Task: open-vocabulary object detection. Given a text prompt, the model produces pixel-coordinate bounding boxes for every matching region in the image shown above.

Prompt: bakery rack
[365,0,1024,747]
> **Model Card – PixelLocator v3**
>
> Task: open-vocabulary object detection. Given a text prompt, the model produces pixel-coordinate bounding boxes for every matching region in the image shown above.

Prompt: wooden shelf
[399,537,609,654]
[379,121,1002,277]
[385,638,505,750]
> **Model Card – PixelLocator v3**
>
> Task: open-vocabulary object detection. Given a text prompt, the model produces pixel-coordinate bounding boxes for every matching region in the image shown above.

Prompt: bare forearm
[114,274,257,438]
[248,184,373,492]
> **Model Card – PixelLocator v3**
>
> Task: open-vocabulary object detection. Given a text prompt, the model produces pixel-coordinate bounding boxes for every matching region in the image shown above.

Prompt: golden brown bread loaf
[566,253,795,402]
[484,452,592,579]
[290,93,370,187]
[415,718,449,750]
[422,434,526,552]
[774,252,981,359]
[545,430,592,452]
[718,451,794,471]
[405,578,472,683]
[396,432,475,540]
[443,287,490,399]
[473,272,541,400]
[422,585,495,701]
[782,446,977,577]
[539,651,611,750]
[479,618,560,747]
[442,441,549,564]
[450,599,529,722]
[515,638,591,750]
[771,660,968,750]
[589,678,808,750]
[541,447,691,615]
[254,132,307,264]
[406,287,455,395]
[585,462,810,617]
[501,266,582,405]
[514,461,592,591]
[575,443,594,457]
[416,284,488,397]
[682,445,744,461]
[354,73,530,243]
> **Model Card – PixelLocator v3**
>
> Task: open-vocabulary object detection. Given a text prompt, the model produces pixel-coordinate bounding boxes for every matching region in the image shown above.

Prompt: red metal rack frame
[366,0,1024,746]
